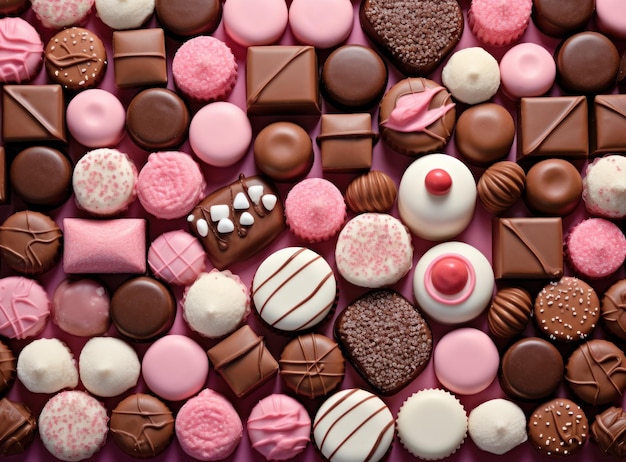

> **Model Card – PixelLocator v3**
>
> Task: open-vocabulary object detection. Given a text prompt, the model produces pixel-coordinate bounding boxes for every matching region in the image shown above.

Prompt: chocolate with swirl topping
[0,398,36,456]
[591,406,626,458]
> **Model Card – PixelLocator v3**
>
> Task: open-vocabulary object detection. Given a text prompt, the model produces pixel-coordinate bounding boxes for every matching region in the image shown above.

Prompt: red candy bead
[431,256,468,295]
[424,168,452,195]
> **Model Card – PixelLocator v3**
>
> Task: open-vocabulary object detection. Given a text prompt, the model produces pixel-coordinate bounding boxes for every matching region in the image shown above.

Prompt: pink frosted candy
[499,43,556,99]
[0,276,49,340]
[31,0,94,29]
[468,0,532,46]
[224,0,288,46]
[148,230,207,286]
[172,36,237,102]
[0,17,43,84]
[288,0,353,49]
[137,151,207,220]
[66,89,126,148]
[285,178,346,243]
[38,391,109,462]
[52,278,110,337]
[596,0,626,39]
[566,218,626,279]
[176,389,243,461]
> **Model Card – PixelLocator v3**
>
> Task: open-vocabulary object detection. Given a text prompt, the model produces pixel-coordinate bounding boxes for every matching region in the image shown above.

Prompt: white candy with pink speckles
[335,213,413,288]
[72,148,138,216]
[31,0,94,29]
[39,390,109,461]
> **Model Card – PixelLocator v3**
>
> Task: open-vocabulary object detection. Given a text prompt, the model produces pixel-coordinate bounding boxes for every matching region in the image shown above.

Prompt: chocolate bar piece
[113,28,167,88]
[2,85,66,143]
[207,325,278,397]
[592,94,626,156]
[493,217,563,279]
[317,113,378,173]
[518,96,588,160]
[246,45,320,116]
[187,174,285,270]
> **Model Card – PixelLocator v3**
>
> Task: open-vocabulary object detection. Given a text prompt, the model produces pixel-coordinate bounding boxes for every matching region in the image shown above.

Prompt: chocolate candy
[345,170,397,214]
[111,276,176,342]
[528,398,588,456]
[487,287,532,339]
[279,333,345,399]
[317,113,378,173]
[0,147,6,204]
[253,122,313,182]
[207,325,279,397]
[0,340,16,396]
[477,161,526,216]
[110,393,175,458]
[10,146,72,208]
[246,45,320,116]
[45,28,107,90]
[518,95,588,160]
[126,88,189,151]
[532,0,594,37]
[0,210,62,276]
[155,0,222,37]
[592,94,626,156]
[2,84,65,143]
[492,217,563,279]
[0,398,35,456]
[112,28,167,88]
[602,279,626,341]
[591,406,626,457]
[321,44,387,111]
[556,31,619,94]
[0,0,27,15]
[524,158,582,216]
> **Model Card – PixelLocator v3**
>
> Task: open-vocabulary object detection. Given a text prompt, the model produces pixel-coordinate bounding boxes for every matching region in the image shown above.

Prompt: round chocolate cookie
[487,287,532,339]
[454,103,515,166]
[591,406,626,458]
[0,340,16,396]
[155,0,222,37]
[110,393,175,458]
[126,88,189,151]
[528,398,588,456]
[0,210,62,276]
[279,333,345,399]
[253,122,313,182]
[524,158,582,216]
[10,147,72,208]
[111,276,176,342]
[500,337,564,401]
[602,279,626,341]
[556,31,620,94]
[534,276,600,342]
[532,0,595,37]
[565,339,626,406]
[321,44,388,111]
[0,398,36,456]
[45,27,107,90]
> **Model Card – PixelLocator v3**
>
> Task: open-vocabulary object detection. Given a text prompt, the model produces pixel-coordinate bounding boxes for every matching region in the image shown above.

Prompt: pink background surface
[3,1,626,461]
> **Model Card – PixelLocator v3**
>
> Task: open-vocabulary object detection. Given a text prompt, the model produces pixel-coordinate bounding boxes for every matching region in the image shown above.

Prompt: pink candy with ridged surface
[0,17,43,84]
[0,276,49,340]
[31,0,94,29]
[148,230,207,286]
[469,0,532,46]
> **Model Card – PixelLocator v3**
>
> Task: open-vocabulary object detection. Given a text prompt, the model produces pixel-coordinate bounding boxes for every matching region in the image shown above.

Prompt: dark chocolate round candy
[0,398,36,456]
[556,31,620,94]
[500,337,564,401]
[532,0,595,37]
[0,210,62,276]
[126,88,189,151]
[110,393,175,458]
[0,340,16,396]
[111,276,176,342]
[253,122,313,182]
[155,0,221,37]
[10,146,72,208]
[0,0,27,15]
[321,44,388,111]
[524,158,582,216]
[454,103,515,166]
[602,279,626,341]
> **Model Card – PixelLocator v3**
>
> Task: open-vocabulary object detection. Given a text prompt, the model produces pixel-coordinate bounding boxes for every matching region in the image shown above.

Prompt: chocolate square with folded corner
[113,28,167,88]
[492,217,563,279]
[207,325,279,397]
[517,96,588,161]
[591,94,626,156]
[317,113,378,173]
[2,85,66,143]
[246,45,320,116]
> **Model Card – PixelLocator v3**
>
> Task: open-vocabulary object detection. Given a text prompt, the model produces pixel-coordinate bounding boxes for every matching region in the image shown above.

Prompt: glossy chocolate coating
[556,32,620,94]
[0,210,62,275]
[602,279,626,341]
[253,122,313,182]
[0,147,6,204]
[618,51,626,89]
[113,29,167,88]
[345,170,397,214]
[155,0,221,37]
[591,406,626,457]
[111,276,176,342]
[524,158,582,216]
[318,113,377,172]
[500,337,564,401]
[454,103,515,166]
[0,0,27,15]
[0,340,15,396]
[279,333,345,399]
[126,88,189,151]
[0,398,35,456]
[528,398,588,456]
[110,393,175,458]
[321,44,387,111]
[487,287,532,339]
[10,146,72,208]
[565,339,626,406]
[592,94,626,156]
[477,161,526,216]
[531,0,594,37]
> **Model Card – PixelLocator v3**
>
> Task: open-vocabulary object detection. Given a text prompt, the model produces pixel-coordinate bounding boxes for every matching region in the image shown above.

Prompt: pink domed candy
[52,278,110,337]
[288,0,353,49]
[223,0,288,46]
[0,17,43,84]
[0,276,49,340]
[596,0,626,39]
[499,43,556,99]
[425,168,452,195]
[66,89,126,147]
[148,230,207,286]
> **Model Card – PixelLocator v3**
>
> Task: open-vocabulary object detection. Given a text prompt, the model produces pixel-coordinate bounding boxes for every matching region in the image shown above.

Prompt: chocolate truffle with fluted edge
[591,406,626,458]
[253,122,313,182]
[524,158,582,216]
[0,398,36,456]
[602,279,626,341]
[487,287,532,339]
[477,161,525,216]
[528,398,588,456]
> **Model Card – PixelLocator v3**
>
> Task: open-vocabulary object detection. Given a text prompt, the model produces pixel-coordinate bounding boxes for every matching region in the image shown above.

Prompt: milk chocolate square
[246,45,320,116]
[113,28,167,88]
[0,147,6,204]
[592,95,626,156]
[493,217,563,279]
[518,96,588,160]
[318,113,378,173]
[2,85,66,143]
[207,325,279,397]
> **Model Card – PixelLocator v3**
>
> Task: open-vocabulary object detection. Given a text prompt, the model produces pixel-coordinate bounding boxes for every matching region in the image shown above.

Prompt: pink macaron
[223,0,288,46]
[469,0,532,46]
[288,0,353,49]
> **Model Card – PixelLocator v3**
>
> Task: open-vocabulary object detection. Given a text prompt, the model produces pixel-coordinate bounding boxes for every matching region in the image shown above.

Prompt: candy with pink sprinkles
[31,0,95,29]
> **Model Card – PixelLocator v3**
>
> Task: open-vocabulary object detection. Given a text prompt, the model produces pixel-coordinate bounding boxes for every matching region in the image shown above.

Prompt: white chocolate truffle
[17,338,78,393]
[442,47,500,105]
[468,399,527,455]
[582,155,626,219]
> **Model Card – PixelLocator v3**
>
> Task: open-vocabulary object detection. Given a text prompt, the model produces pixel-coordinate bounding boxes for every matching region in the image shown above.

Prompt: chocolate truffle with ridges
[602,279,626,341]
[0,398,35,456]
[0,340,16,396]
[477,161,526,215]
[360,0,463,76]
[534,276,600,342]
[155,0,221,37]
[334,290,432,395]
[279,333,345,399]
[345,170,397,214]
[487,287,532,339]
[529,398,588,457]
[591,406,626,458]
[524,158,582,216]
[532,0,595,38]
[253,122,313,182]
